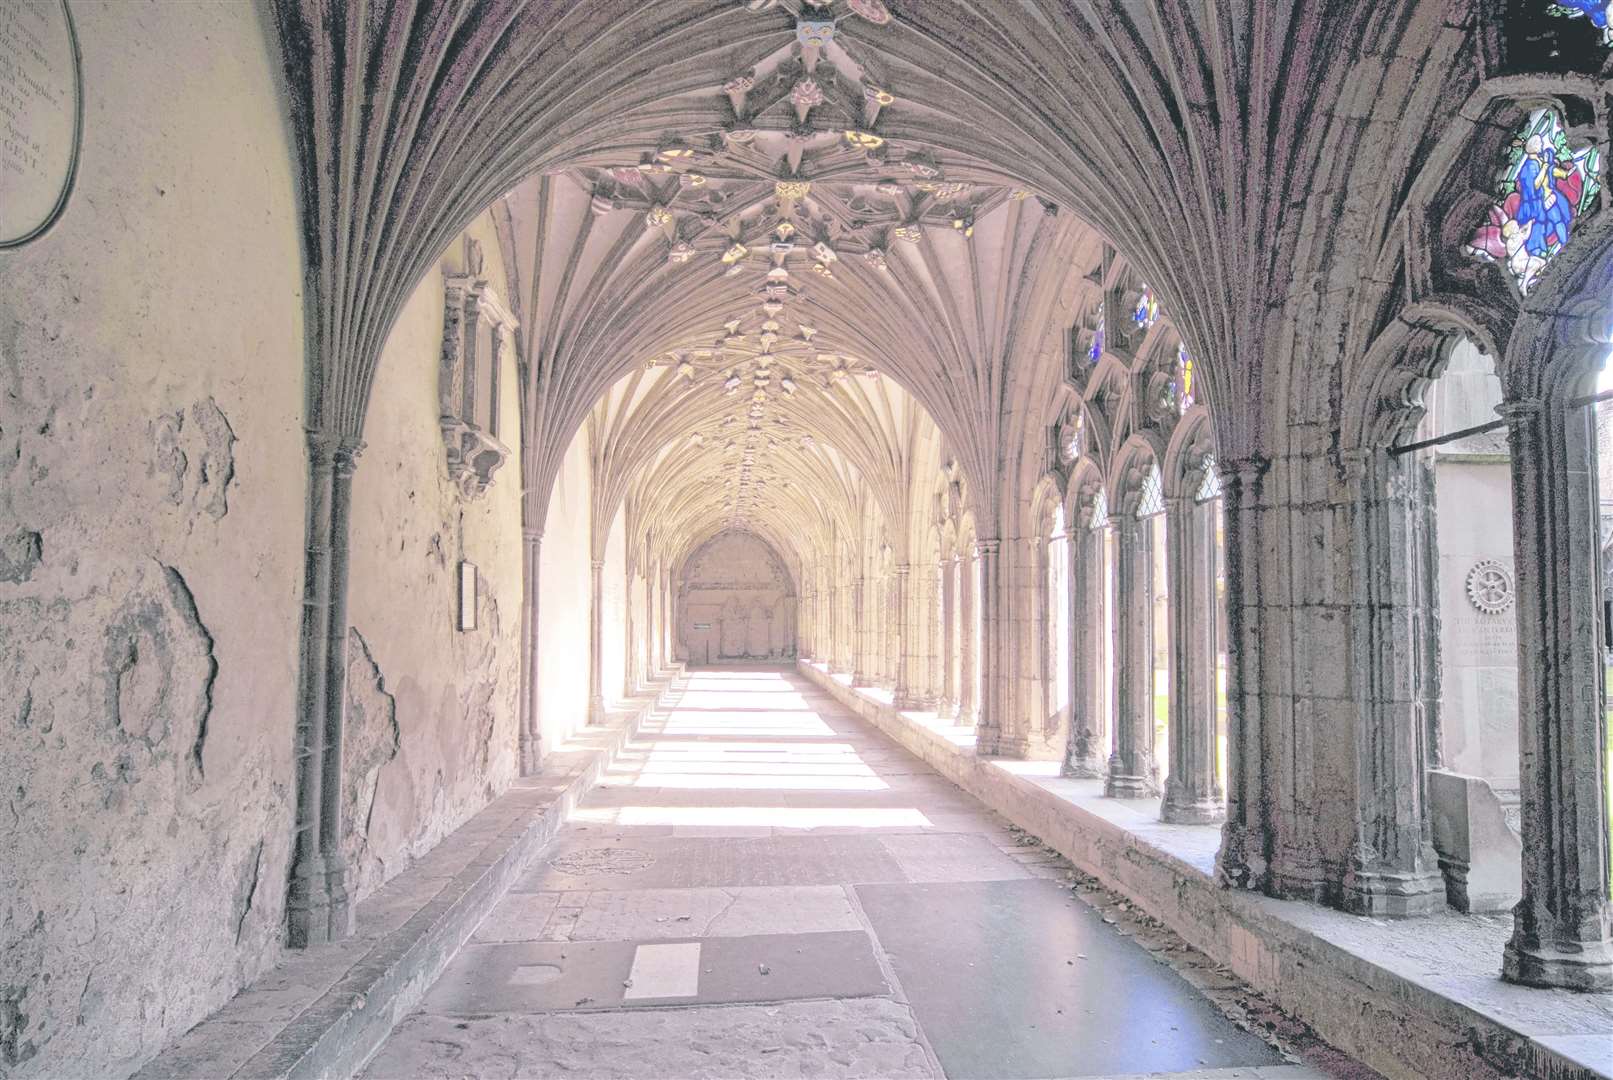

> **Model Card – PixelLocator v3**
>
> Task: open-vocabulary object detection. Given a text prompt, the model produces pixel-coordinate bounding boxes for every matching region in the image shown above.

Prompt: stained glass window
[1172,343,1196,414]
[1088,306,1105,363]
[1136,464,1165,518]
[1133,285,1159,330]
[1548,1,1613,46]
[1464,107,1602,295]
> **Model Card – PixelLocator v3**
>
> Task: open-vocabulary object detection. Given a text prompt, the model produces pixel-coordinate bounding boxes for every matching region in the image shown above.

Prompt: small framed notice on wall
[457,561,477,631]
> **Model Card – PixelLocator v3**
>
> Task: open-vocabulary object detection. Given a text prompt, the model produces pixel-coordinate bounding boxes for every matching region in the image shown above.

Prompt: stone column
[1065,522,1108,777]
[1216,457,1272,890]
[975,539,1005,754]
[518,525,543,774]
[958,551,979,726]
[287,433,360,947]
[939,557,959,717]
[1500,399,1613,990]
[1106,513,1158,797]
[588,558,606,724]
[1161,494,1225,823]
[851,576,870,685]
[893,564,919,706]
[1340,450,1443,915]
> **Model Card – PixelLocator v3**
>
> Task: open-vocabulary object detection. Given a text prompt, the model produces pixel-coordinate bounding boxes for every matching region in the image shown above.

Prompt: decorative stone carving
[439,252,516,498]
[1464,558,1515,615]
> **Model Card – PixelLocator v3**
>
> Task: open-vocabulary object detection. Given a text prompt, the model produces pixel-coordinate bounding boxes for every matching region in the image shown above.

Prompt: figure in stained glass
[1133,285,1159,330]
[1464,108,1602,295]
[1088,306,1105,363]
[1173,343,1195,414]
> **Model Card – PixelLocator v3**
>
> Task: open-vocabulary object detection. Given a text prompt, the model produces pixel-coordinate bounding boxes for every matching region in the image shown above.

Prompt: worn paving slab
[358,997,942,1079]
[363,668,1361,1080]
[857,878,1282,1079]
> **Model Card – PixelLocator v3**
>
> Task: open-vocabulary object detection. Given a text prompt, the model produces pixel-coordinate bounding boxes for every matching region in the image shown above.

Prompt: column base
[936,697,958,720]
[1062,748,1107,778]
[1340,864,1446,918]
[1503,934,1613,992]
[1159,791,1227,825]
[1215,821,1267,891]
[286,857,355,948]
[974,723,1005,756]
[1103,772,1158,799]
[996,734,1064,762]
[518,736,542,777]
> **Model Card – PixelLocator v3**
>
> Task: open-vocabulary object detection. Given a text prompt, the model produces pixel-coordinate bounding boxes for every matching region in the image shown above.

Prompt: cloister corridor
[361,669,1348,1080]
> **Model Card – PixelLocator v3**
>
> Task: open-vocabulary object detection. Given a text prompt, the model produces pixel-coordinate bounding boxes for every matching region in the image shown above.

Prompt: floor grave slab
[422,930,890,1013]
[513,833,908,891]
[855,878,1283,1079]
[880,832,1037,883]
[358,997,939,1079]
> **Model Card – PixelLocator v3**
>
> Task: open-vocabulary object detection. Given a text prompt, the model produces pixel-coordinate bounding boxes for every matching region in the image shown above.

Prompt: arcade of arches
[4,3,1613,1079]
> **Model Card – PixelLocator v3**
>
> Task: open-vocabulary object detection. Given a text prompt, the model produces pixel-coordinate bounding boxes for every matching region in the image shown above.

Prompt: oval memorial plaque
[0,0,81,248]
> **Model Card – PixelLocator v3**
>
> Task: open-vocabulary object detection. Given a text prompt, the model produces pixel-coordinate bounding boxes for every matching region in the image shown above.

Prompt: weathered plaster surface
[0,4,304,1076]
[342,212,524,904]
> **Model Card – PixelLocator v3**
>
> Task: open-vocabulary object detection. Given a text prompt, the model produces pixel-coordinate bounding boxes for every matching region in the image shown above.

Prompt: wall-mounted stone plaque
[0,0,81,248]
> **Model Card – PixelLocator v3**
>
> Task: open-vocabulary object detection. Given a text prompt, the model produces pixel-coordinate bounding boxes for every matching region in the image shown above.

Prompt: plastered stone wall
[676,530,797,663]
[537,429,594,750]
[342,212,523,902]
[0,5,304,1076]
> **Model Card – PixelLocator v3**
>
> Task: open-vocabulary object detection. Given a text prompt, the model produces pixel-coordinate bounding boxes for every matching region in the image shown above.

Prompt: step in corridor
[361,668,1360,1080]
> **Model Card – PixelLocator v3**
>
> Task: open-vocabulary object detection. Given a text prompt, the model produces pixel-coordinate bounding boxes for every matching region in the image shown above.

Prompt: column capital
[522,526,544,543]
[976,537,1001,557]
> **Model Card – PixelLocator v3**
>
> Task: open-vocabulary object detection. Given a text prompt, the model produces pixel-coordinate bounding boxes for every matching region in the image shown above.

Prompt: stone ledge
[133,673,684,1080]
[798,660,1613,1080]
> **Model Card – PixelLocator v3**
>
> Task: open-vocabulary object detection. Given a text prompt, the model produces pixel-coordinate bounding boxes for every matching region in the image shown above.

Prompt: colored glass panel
[1548,1,1613,46]
[1464,107,1602,294]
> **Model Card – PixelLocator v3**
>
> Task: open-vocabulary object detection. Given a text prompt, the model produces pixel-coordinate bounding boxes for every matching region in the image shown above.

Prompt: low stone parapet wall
[798,660,1612,1080]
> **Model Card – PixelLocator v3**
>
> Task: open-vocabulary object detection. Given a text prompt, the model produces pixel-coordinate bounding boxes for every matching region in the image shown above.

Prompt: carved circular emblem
[548,847,655,876]
[1465,559,1515,615]
[0,0,83,248]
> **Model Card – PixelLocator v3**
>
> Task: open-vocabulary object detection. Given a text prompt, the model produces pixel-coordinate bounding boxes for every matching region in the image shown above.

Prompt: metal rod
[1389,388,1613,456]
[1389,418,1504,456]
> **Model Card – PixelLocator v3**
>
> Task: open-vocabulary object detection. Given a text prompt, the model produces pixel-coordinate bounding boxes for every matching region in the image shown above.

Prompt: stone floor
[360,668,1363,1080]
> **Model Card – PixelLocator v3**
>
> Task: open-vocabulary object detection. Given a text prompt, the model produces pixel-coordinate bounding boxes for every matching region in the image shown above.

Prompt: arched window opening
[1413,337,1523,915]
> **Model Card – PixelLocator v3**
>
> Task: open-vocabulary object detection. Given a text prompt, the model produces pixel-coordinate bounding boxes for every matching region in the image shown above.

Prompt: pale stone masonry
[2,4,1612,1080]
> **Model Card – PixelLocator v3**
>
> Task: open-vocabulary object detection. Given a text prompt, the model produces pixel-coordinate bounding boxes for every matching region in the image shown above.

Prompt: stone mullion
[941,557,948,718]
[1065,526,1106,777]
[518,525,543,774]
[958,552,979,727]
[1501,398,1613,991]
[1339,451,1443,915]
[889,571,903,691]
[893,564,919,707]
[975,539,1005,754]
[1216,458,1272,891]
[588,558,606,723]
[1107,514,1157,797]
[851,576,869,685]
[1162,495,1224,823]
